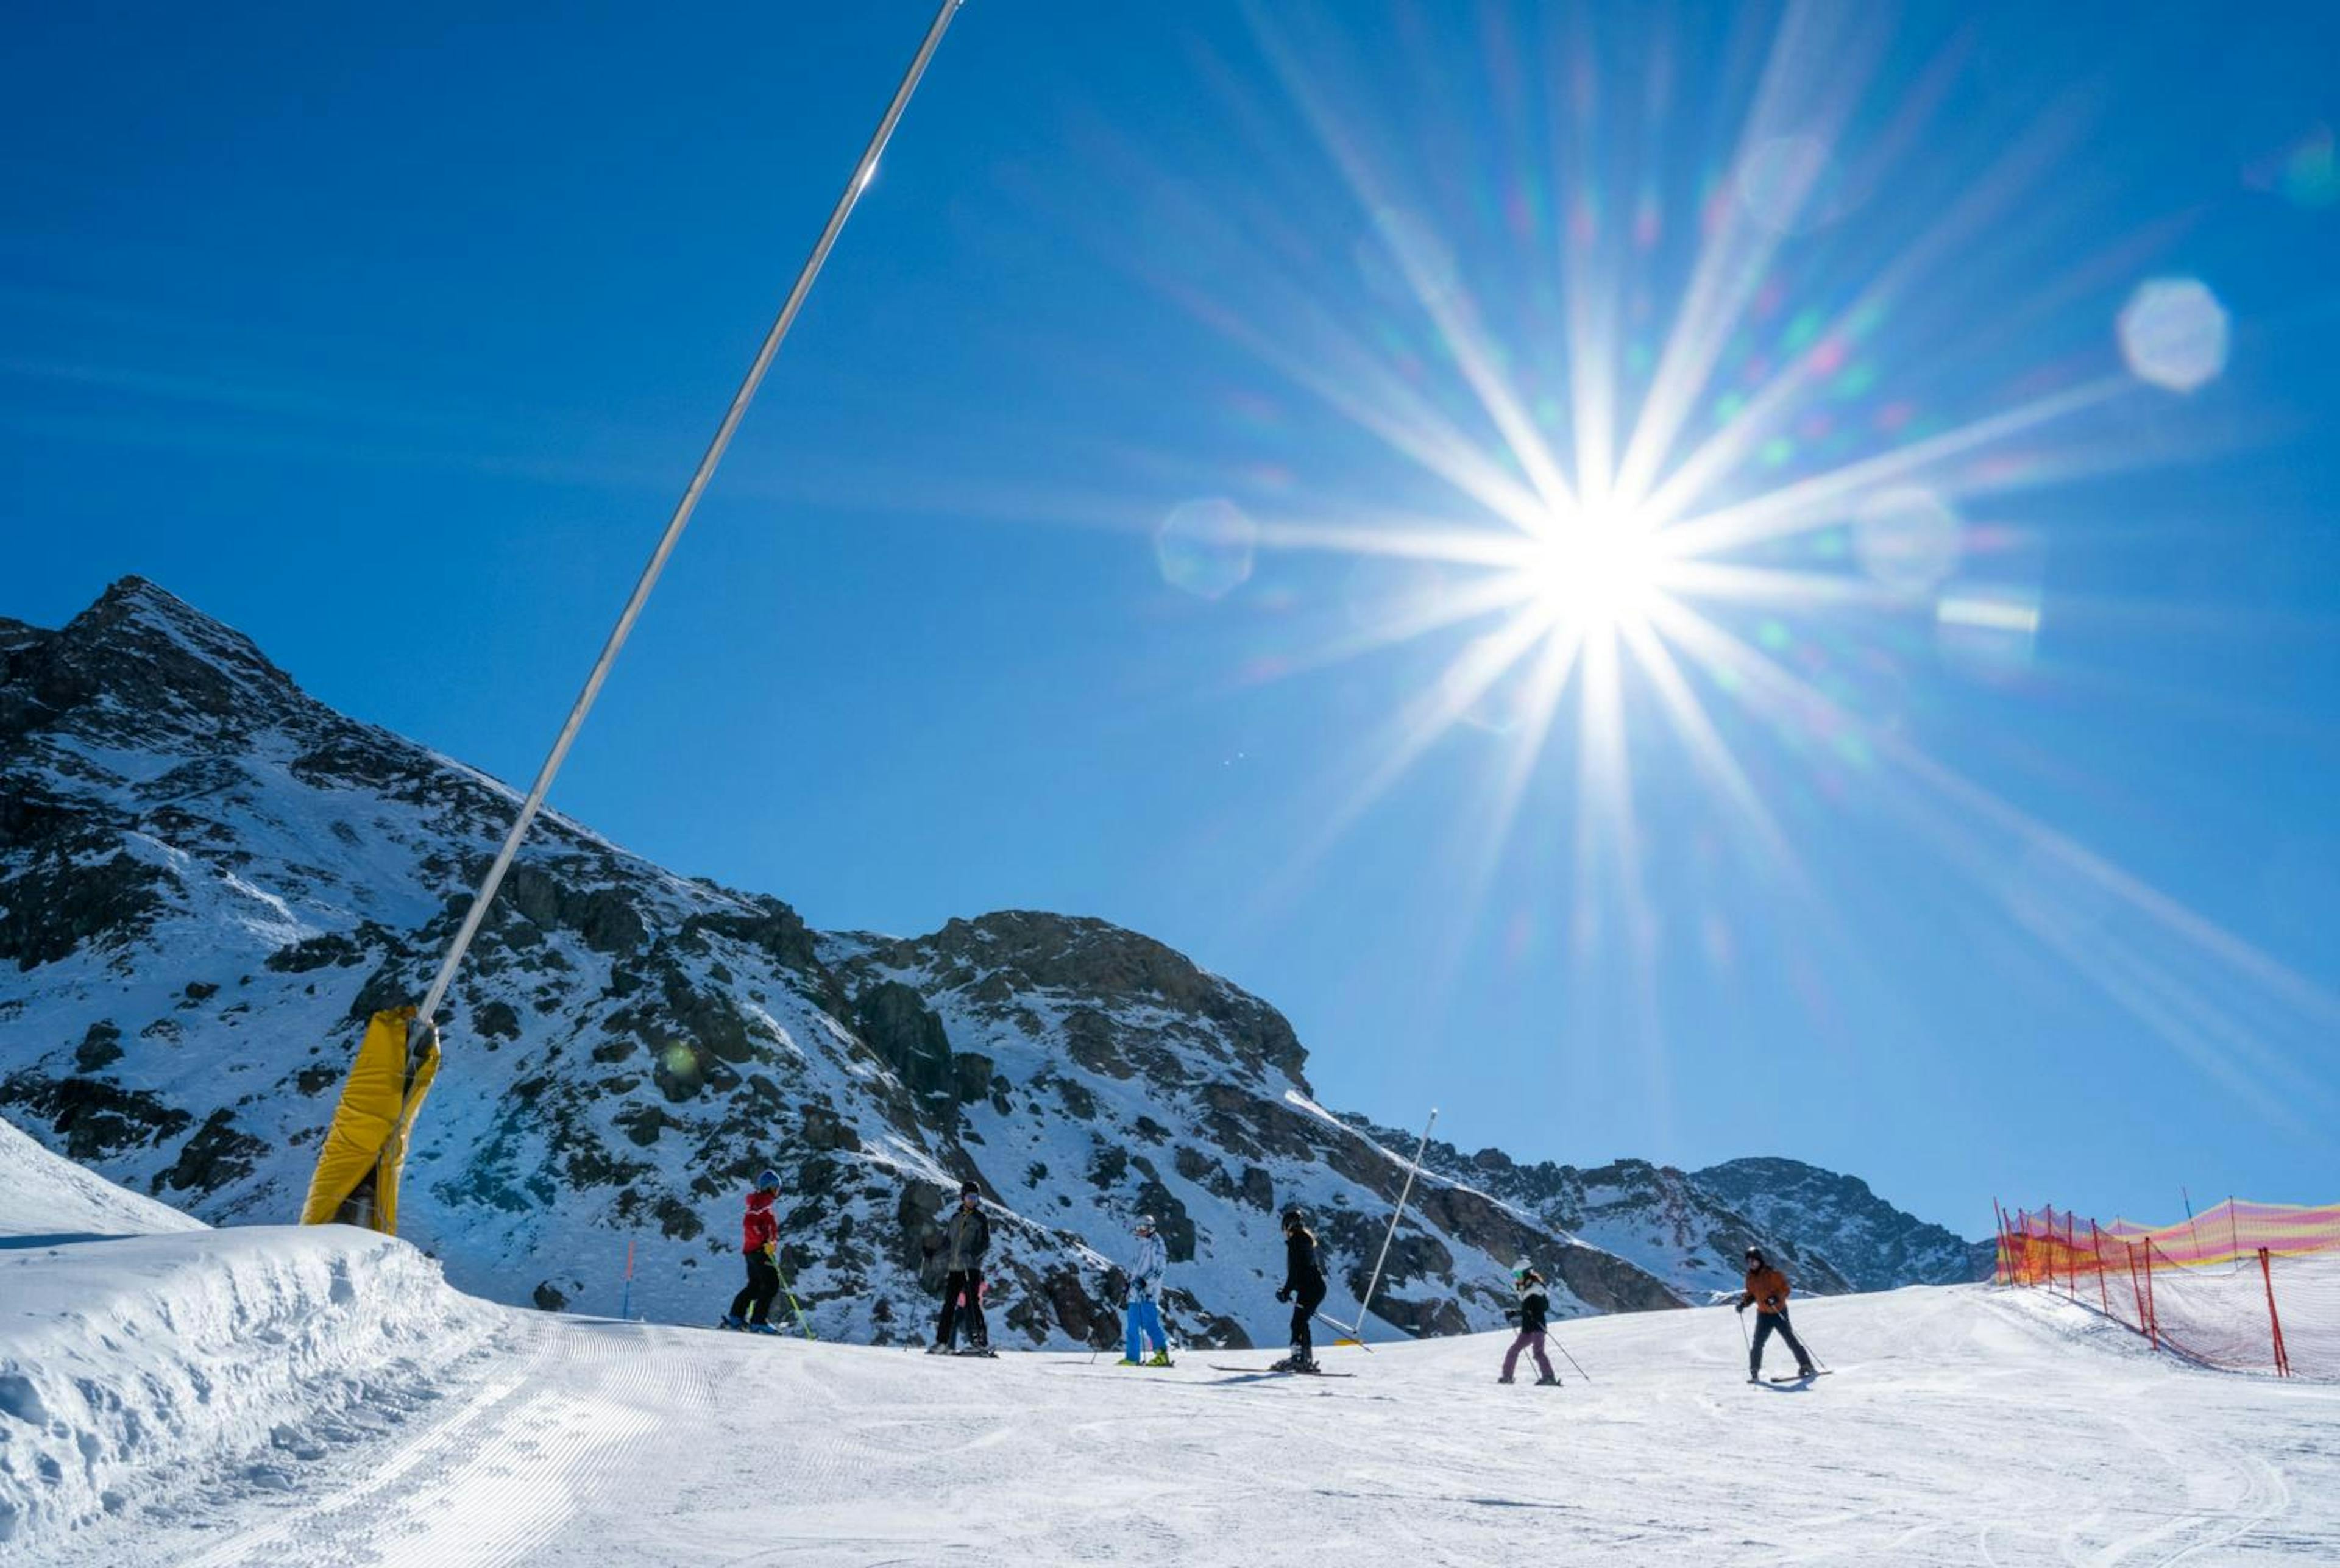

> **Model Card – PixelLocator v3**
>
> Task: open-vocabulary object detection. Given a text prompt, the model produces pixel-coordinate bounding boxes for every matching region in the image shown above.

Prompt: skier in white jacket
[1120,1215,1171,1366]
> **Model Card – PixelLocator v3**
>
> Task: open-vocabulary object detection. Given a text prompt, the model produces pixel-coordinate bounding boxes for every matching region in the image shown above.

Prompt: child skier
[1498,1263,1559,1385]
[1272,1208,1327,1372]
[1119,1213,1172,1367]
[1737,1246,1818,1382]
[722,1169,782,1335]
[930,1179,993,1355]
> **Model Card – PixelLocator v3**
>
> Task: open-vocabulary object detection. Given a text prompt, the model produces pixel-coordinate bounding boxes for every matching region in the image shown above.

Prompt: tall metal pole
[411,0,965,1041]
[1349,1109,1438,1339]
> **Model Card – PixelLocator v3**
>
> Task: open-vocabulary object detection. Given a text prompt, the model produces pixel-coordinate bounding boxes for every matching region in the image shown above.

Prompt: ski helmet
[1745,1246,1766,1265]
[1135,1213,1155,1231]
[756,1169,780,1192]
[1511,1263,1530,1282]
[1281,1207,1308,1231]
[960,1179,980,1198]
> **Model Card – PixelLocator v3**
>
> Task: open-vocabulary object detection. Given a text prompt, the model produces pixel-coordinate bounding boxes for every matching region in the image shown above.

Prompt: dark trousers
[937,1268,987,1347]
[1751,1308,1814,1375]
[731,1253,779,1325]
[1289,1283,1326,1357]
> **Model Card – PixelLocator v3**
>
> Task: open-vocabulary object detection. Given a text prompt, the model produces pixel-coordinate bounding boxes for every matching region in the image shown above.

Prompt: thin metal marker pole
[1347,1109,1438,1339]
[411,0,964,1043]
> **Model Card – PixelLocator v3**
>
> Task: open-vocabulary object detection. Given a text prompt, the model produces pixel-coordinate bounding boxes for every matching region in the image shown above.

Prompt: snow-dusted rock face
[0,579,1973,1346]
[1327,1123,1856,1300]
[1691,1157,1990,1288]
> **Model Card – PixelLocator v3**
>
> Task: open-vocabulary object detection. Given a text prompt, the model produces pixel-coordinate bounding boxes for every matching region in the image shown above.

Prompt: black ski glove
[1735,1299,1748,1314]
[1275,1286,1292,1303]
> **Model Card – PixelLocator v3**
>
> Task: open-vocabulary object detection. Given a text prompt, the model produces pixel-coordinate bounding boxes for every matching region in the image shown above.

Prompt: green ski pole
[773,1260,816,1341]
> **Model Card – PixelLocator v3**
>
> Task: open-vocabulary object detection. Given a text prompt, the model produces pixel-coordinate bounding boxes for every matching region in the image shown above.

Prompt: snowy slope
[9,1241,2335,1564]
[0,1113,202,1240]
[0,1115,499,1548]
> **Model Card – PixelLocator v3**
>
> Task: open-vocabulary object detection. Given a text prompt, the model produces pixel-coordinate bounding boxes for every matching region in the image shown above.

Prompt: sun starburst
[1136,0,2340,1128]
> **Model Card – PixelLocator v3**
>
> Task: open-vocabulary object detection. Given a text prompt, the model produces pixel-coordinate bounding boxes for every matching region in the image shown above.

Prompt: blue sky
[5,2,2336,1239]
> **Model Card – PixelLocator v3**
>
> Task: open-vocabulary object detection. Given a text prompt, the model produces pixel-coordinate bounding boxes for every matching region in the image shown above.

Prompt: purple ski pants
[1502,1328,1555,1381]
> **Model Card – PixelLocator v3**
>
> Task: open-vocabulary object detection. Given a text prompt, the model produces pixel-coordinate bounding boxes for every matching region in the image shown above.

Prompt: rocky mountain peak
[860,910,1313,1093]
[1,576,302,748]
[1692,1157,1982,1290]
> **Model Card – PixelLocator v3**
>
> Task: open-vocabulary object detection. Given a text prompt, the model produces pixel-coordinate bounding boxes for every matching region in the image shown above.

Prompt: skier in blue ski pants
[1124,1215,1170,1363]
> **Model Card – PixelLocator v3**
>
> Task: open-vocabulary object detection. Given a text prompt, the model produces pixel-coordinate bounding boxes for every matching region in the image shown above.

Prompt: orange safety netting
[1996,1199,2339,1380]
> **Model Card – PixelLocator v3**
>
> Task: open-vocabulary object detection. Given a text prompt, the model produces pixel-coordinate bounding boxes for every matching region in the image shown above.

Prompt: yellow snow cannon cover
[300,1006,440,1233]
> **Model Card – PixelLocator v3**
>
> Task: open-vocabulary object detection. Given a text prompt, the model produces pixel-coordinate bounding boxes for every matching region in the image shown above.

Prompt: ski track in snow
[20,1282,2337,1567]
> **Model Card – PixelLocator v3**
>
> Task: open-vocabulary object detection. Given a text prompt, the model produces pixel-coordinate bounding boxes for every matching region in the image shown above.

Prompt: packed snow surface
[9,1260,2335,1564]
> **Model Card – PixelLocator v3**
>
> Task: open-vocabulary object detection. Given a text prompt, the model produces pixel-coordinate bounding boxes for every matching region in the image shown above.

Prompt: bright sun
[1522,506,1666,630]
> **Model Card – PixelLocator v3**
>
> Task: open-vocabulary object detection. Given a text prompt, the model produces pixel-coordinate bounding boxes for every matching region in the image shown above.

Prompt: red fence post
[2142,1241,2158,1352]
[2260,1247,2291,1378]
[2066,1212,2078,1297]
[1993,1198,2010,1285]
[2091,1220,2108,1315]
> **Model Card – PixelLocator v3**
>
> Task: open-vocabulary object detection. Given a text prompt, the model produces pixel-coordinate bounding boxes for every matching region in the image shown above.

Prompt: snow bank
[0,1227,500,1547]
[0,1116,204,1241]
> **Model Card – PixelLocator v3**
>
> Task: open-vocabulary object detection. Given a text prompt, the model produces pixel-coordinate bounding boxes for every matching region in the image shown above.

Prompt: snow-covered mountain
[0,578,1980,1347]
[1690,1157,1989,1290]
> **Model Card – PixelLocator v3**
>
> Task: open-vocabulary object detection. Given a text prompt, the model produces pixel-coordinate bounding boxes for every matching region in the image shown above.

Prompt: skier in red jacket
[722,1170,783,1334]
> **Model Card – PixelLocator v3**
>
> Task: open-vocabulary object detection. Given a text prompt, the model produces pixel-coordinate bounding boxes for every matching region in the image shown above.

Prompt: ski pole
[1547,1331,1590,1383]
[773,1259,816,1341]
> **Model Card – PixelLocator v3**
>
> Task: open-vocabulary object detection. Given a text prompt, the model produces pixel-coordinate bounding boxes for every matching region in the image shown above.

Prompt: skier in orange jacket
[1737,1246,1818,1383]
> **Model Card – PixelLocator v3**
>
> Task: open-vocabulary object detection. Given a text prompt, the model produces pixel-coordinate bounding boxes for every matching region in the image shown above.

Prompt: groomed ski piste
[5,1124,2336,1566]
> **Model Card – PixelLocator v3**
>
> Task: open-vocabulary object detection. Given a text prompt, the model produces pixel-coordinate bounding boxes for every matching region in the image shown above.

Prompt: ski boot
[927,1343,952,1356]
[1497,1373,1516,1384]
[719,1314,747,1331]
[1146,1349,1173,1368]
[1116,1355,1143,1366]
[746,1321,781,1336]
[1534,1374,1559,1386]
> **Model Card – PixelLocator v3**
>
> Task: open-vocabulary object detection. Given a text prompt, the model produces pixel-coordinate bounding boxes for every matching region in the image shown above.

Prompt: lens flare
[2117,278,2231,393]
[1156,498,1259,599]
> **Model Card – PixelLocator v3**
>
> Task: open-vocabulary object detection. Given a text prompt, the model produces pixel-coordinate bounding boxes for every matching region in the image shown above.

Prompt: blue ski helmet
[756,1169,780,1192]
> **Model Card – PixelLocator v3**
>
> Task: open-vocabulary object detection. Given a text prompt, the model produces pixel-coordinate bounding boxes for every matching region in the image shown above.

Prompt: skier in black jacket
[929,1180,993,1354]
[1273,1208,1328,1372]
[1498,1264,1558,1385]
